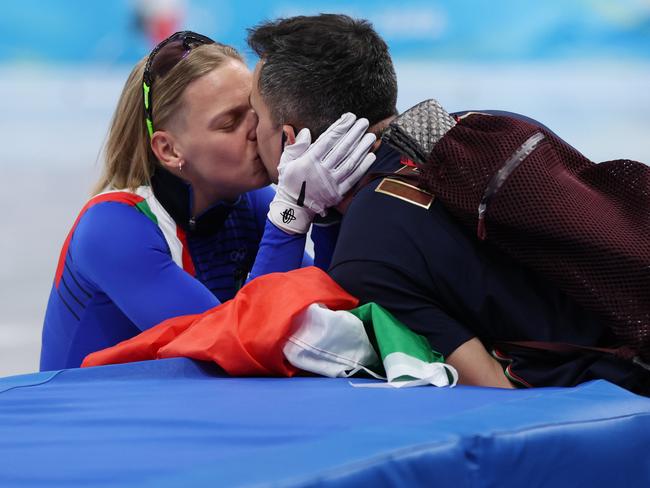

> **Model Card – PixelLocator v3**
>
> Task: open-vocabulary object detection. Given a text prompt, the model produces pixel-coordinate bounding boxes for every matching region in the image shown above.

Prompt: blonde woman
[41,31,375,370]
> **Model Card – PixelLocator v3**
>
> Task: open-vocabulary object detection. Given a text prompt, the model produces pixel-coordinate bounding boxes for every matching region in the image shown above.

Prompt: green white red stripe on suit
[54,186,195,290]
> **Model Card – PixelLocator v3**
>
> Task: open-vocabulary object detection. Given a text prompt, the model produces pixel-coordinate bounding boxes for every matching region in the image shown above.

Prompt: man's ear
[282,125,296,146]
[150,130,183,172]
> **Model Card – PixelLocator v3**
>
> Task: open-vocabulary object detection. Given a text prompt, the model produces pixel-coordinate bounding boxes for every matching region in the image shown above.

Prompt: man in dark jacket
[247,14,649,394]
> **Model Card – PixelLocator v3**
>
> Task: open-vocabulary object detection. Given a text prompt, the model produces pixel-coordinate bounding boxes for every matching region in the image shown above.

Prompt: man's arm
[329,172,515,388]
[447,337,514,388]
[331,259,513,388]
[329,259,512,387]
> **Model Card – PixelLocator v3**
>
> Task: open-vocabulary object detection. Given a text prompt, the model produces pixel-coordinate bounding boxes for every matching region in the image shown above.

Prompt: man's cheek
[280,131,288,159]
[263,158,280,185]
[268,131,283,166]
[268,147,281,183]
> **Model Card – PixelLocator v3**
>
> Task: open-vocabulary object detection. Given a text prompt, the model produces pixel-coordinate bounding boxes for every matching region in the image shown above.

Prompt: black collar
[150,166,237,237]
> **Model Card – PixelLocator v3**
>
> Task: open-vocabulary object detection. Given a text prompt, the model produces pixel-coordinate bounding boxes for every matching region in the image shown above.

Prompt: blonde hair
[93,43,243,195]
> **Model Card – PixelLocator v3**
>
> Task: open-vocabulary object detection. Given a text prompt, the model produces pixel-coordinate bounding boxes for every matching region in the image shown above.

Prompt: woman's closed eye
[219,118,236,131]
[211,109,246,132]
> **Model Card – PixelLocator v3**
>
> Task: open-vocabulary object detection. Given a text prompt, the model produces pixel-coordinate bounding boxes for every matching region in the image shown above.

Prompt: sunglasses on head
[142,31,215,138]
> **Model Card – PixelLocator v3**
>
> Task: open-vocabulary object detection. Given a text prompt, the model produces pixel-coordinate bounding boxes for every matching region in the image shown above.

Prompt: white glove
[268,113,377,234]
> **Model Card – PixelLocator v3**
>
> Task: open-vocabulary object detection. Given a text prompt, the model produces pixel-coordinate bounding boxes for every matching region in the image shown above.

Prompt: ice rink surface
[1,60,649,376]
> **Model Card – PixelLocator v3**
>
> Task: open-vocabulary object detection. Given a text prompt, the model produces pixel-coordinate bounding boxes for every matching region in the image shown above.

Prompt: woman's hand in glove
[268,113,376,234]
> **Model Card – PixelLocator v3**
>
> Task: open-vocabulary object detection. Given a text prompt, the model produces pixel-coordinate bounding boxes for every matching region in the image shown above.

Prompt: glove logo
[281,208,297,224]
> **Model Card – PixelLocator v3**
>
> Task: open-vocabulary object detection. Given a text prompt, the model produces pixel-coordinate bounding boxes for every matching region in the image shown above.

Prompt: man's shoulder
[452,109,556,135]
[333,148,453,271]
[373,165,434,210]
[344,143,442,230]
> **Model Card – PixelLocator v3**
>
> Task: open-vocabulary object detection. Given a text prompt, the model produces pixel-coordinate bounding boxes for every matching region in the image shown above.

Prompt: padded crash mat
[1,358,649,487]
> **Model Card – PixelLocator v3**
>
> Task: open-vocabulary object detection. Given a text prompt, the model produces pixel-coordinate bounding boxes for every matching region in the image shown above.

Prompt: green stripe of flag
[347,303,444,364]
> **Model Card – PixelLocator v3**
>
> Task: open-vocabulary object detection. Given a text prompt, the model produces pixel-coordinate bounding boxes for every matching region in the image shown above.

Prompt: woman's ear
[150,130,183,173]
[282,125,297,146]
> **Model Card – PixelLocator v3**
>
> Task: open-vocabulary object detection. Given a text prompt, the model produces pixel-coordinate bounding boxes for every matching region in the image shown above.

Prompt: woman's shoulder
[245,185,276,208]
[242,185,276,228]
[72,196,167,257]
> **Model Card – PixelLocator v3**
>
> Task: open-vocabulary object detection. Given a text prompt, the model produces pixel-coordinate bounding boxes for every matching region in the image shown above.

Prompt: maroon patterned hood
[384,100,650,361]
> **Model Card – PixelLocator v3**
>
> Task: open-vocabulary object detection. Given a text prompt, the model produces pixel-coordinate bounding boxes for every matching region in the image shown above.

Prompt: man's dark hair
[247,14,398,137]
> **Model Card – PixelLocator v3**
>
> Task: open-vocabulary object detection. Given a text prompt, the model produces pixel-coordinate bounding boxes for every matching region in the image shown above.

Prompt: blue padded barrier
[0,358,648,487]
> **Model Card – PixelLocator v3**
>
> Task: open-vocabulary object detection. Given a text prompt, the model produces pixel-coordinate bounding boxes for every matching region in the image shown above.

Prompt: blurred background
[1,0,649,376]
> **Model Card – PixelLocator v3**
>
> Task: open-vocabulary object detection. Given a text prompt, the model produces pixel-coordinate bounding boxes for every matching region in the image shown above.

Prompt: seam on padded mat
[270,411,650,488]
[0,370,65,396]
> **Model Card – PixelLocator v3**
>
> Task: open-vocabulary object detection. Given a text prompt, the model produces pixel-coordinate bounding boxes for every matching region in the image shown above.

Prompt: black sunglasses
[142,31,215,138]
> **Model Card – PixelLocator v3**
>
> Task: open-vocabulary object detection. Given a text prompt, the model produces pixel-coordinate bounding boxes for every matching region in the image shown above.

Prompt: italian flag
[285,302,457,388]
[83,267,457,388]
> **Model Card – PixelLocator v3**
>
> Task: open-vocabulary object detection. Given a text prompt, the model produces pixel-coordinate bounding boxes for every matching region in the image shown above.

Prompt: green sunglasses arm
[143,81,154,137]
